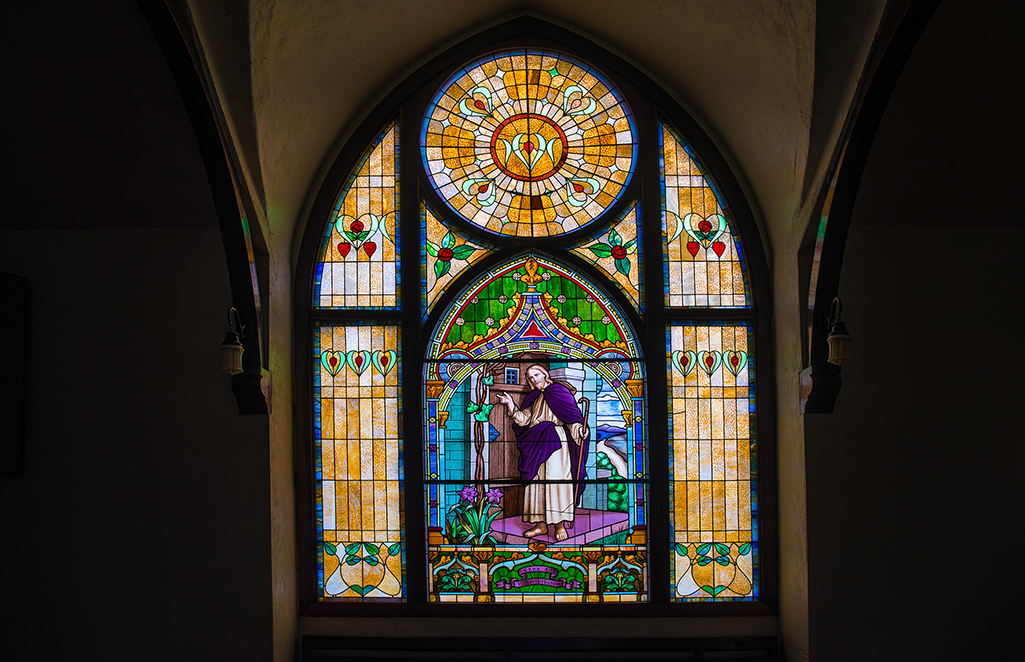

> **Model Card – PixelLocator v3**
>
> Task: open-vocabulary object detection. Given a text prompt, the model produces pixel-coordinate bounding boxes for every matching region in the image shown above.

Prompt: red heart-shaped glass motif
[338,242,351,257]
[686,241,700,257]
[712,241,726,257]
[363,242,377,257]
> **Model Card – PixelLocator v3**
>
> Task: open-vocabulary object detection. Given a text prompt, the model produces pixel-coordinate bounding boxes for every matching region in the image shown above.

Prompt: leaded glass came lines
[315,323,404,600]
[315,123,400,308]
[422,50,637,238]
[666,322,757,601]
[569,201,642,310]
[660,123,748,308]
[423,256,648,602]
[422,202,493,318]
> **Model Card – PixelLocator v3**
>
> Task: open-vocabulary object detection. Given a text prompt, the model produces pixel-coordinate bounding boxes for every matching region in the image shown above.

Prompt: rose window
[421,49,637,238]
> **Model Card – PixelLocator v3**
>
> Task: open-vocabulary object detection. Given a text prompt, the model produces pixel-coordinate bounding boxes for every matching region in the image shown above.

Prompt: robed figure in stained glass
[495,364,589,541]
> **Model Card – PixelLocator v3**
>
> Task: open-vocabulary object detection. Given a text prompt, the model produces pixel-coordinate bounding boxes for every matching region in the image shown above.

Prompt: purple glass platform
[491,508,629,545]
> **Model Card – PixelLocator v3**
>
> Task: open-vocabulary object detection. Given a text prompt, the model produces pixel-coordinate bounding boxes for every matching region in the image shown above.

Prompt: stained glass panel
[427,254,641,362]
[424,257,647,602]
[314,323,404,601]
[666,322,758,601]
[422,50,637,238]
[423,202,494,318]
[660,123,748,308]
[315,123,400,308]
[569,201,642,310]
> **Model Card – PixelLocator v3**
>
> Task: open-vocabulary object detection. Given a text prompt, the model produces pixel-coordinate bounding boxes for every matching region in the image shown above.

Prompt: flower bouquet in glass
[445,485,503,545]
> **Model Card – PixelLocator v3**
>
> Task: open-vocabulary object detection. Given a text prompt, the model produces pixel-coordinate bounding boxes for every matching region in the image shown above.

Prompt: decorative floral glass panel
[422,201,494,317]
[421,50,637,238]
[315,123,400,308]
[569,201,642,310]
[666,322,758,601]
[306,42,768,611]
[424,256,648,602]
[314,323,404,600]
[660,123,748,308]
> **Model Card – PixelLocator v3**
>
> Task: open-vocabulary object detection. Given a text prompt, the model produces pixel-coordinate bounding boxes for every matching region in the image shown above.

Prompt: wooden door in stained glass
[424,256,648,602]
[660,122,748,308]
[666,322,758,601]
[421,50,637,238]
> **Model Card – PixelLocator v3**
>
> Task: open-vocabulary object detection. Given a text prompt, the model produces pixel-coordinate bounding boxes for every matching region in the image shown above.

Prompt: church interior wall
[1,1,1022,660]
[804,1,1025,659]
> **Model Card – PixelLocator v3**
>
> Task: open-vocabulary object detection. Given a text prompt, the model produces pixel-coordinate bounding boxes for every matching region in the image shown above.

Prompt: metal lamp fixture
[826,297,851,366]
[219,307,245,375]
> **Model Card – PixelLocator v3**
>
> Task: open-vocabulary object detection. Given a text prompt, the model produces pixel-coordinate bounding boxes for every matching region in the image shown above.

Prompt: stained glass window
[314,323,403,600]
[660,123,748,308]
[304,40,768,610]
[315,122,400,309]
[666,322,757,600]
[421,50,637,238]
[422,202,493,318]
[424,256,647,602]
[569,201,643,310]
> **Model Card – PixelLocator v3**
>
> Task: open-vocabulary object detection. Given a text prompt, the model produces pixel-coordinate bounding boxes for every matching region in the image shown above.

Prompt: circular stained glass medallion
[421,49,637,238]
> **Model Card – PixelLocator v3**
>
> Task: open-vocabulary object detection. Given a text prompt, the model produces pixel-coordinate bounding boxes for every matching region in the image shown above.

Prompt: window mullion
[400,104,427,603]
[638,98,671,603]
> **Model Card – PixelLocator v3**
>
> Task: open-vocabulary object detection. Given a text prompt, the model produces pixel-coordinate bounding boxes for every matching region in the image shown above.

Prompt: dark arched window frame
[295,17,776,616]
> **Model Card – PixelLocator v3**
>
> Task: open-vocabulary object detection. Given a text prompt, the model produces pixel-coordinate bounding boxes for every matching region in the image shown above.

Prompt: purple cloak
[511,382,589,504]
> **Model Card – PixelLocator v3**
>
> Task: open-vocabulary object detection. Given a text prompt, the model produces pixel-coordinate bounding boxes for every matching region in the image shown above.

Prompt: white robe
[511,394,583,524]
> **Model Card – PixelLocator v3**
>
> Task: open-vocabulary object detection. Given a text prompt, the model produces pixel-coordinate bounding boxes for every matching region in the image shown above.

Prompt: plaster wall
[805,1,1025,659]
[1,3,275,659]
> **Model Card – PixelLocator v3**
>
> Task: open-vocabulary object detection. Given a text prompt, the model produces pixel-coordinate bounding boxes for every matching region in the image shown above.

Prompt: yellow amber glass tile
[724,443,738,481]
[360,481,374,535]
[739,484,752,530]
[335,481,350,533]
[374,481,387,532]
[710,397,724,439]
[712,439,726,481]
[724,399,737,439]
[687,481,701,532]
[686,437,700,481]
[712,481,726,530]
[674,481,688,531]
[360,431,373,482]
[726,480,739,530]
[697,399,711,437]
[699,481,713,531]
[736,438,750,481]
[387,481,400,532]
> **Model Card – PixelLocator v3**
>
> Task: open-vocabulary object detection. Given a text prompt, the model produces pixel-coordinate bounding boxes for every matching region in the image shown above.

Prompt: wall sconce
[220,307,245,375]
[826,297,851,365]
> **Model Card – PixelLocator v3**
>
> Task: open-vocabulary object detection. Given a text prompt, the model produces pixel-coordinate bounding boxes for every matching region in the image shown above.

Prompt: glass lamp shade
[826,321,851,365]
[220,332,244,375]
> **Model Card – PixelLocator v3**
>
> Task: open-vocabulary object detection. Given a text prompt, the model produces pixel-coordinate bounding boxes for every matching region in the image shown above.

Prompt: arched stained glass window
[298,22,772,611]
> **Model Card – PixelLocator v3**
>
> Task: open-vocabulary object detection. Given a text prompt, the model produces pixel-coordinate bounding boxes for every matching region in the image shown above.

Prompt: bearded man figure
[494,364,588,541]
